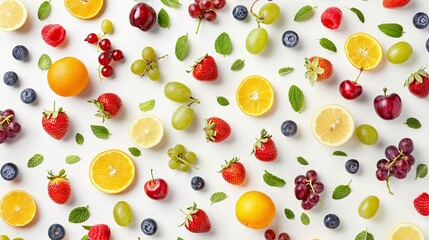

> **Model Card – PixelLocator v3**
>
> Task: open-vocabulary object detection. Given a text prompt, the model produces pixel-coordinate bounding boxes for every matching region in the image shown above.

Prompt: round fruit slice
[344,32,383,71]
[0,0,27,31]
[389,222,425,240]
[89,149,136,194]
[64,0,104,20]
[311,104,355,147]
[236,75,274,116]
[129,114,164,148]
[0,190,36,227]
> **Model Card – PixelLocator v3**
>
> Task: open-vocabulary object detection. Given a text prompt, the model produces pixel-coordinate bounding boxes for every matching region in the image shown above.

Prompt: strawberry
[404,67,429,98]
[383,0,410,8]
[42,102,69,140]
[88,224,111,240]
[219,157,246,185]
[252,129,278,162]
[47,169,71,204]
[89,93,122,122]
[180,203,211,233]
[188,55,218,81]
[304,56,333,86]
[204,117,231,143]
[41,24,66,47]
[413,192,429,216]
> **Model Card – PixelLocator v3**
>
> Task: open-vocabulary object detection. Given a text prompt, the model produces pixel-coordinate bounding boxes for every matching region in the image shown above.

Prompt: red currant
[101,65,114,78]
[203,10,217,22]
[98,38,112,51]
[85,33,99,44]
[98,52,112,66]
[111,49,123,61]
[188,3,203,18]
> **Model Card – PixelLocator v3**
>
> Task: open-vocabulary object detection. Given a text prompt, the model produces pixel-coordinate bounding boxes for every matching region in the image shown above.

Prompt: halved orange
[236,75,274,116]
[0,190,37,227]
[344,32,383,71]
[0,0,27,31]
[64,0,104,20]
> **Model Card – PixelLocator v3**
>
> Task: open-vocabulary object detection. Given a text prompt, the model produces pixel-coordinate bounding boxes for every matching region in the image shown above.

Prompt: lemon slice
[129,114,164,148]
[311,104,355,147]
[389,222,425,240]
[64,0,104,20]
[236,75,274,116]
[0,190,36,227]
[344,32,383,71]
[0,0,27,31]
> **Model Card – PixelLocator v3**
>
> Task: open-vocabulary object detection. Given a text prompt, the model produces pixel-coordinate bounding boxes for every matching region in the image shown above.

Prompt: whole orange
[235,191,276,229]
[47,57,89,97]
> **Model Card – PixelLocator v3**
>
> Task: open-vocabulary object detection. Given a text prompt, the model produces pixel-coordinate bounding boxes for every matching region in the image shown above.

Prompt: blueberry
[281,120,297,137]
[3,71,18,86]
[48,223,65,240]
[141,218,157,235]
[20,88,37,104]
[232,5,248,21]
[426,38,429,52]
[323,214,340,229]
[413,12,429,29]
[345,159,359,174]
[282,30,299,48]
[12,45,29,61]
[191,176,205,191]
[1,163,18,181]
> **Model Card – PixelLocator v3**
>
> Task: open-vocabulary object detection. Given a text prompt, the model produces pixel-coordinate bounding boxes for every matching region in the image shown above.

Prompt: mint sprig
[90,125,111,139]
[214,32,232,56]
[69,206,90,223]
[175,34,188,61]
[263,170,286,187]
[37,1,51,20]
[332,180,352,200]
[158,9,170,28]
[27,154,44,168]
[210,192,227,205]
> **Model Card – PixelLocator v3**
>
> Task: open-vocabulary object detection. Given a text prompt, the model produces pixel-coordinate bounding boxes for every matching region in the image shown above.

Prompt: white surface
[1,0,429,239]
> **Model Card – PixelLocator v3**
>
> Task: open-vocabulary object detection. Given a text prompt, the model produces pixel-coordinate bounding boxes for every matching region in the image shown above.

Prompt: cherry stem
[383,87,388,96]
[195,18,202,34]
[150,169,155,183]
[353,68,364,83]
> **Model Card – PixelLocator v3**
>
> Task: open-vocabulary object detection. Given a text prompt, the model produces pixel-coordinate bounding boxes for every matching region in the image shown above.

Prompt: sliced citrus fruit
[89,149,136,194]
[64,0,104,20]
[344,32,383,71]
[0,190,36,227]
[389,222,425,240]
[236,75,274,116]
[0,0,27,31]
[129,114,164,148]
[311,104,355,147]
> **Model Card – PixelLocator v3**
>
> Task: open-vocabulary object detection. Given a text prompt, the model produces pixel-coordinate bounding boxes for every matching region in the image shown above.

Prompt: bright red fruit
[180,203,211,233]
[189,55,218,81]
[305,56,333,85]
[373,88,402,120]
[383,0,410,8]
[129,2,157,32]
[144,169,169,200]
[89,93,122,122]
[414,192,429,216]
[220,157,246,185]
[204,117,231,143]
[321,7,342,30]
[405,68,429,98]
[47,169,71,204]
[339,80,363,100]
[88,224,111,240]
[41,103,69,140]
[252,129,278,162]
[41,24,66,47]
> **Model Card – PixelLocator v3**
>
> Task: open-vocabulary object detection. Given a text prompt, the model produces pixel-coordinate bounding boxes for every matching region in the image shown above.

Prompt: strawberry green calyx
[179,202,199,227]
[405,66,429,87]
[219,157,240,172]
[42,101,64,119]
[204,119,217,142]
[251,129,271,154]
[47,169,67,181]
[186,54,208,73]
[304,57,325,86]
[88,99,110,123]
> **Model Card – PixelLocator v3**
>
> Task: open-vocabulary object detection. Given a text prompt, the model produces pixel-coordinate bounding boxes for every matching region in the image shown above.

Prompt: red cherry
[129,2,157,32]
[144,170,169,200]
[373,88,402,120]
[339,80,363,100]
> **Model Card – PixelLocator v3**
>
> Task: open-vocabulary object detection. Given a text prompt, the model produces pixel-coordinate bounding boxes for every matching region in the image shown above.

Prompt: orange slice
[0,190,37,227]
[236,75,274,116]
[64,0,104,20]
[344,32,383,71]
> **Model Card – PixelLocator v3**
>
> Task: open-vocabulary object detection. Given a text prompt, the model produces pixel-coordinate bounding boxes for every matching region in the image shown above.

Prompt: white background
[1,0,429,239]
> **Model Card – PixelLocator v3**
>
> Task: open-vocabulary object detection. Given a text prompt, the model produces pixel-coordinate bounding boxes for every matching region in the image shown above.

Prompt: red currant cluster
[294,170,325,210]
[188,0,226,34]
[0,109,22,144]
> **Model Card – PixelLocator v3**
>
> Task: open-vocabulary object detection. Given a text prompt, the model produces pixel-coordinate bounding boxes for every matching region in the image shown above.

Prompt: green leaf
[355,229,374,240]
[231,59,245,71]
[139,99,155,112]
[278,67,294,76]
[37,1,51,20]
[128,147,142,157]
[297,156,309,165]
[284,208,295,220]
[404,117,421,129]
[175,34,188,61]
[27,154,44,168]
[263,170,286,187]
[294,5,317,22]
[288,85,305,113]
[333,151,347,156]
[214,32,232,56]
[415,164,428,180]
[158,9,170,28]
[210,192,227,205]
[332,180,352,200]
[319,38,337,52]
[68,206,90,223]
[90,125,111,139]
[300,212,310,225]
[160,0,181,8]
[65,155,81,164]
[216,96,229,106]
[177,238,184,240]
[378,23,404,38]
[348,7,365,23]
[38,54,52,70]
[82,225,91,230]
[81,235,90,240]
[75,133,84,145]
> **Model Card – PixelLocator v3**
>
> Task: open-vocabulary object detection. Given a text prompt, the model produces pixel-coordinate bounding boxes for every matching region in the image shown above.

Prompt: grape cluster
[167,144,198,172]
[294,170,324,210]
[0,109,22,144]
[130,46,167,81]
[264,229,291,240]
[376,138,415,194]
[188,0,226,34]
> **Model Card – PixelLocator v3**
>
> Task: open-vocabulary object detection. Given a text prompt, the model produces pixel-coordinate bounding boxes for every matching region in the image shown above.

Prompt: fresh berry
[203,10,217,22]
[85,33,99,44]
[88,224,111,240]
[199,0,212,10]
[12,45,29,61]
[180,203,211,233]
[405,67,429,98]
[98,52,112,66]
[232,5,248,21]
[111,49,123,61]
[294,170,324,210]
[98,38,111,51]
[383,0,410,9]
[1,162,19,181]
[278,232,291,240]
[101,65,114,78]
[41,24,66,47]
[191,176,205,191]
[188,55,218,81]
[129,2,157,32]
[321,7,342,30]
[345,159,360,174]
[144,169,169,200]
[305,56,333,85]
[89,93,122,122]
[414,192,429,216]
[413,12,429,29]
[220,157,246,185]
[20,88,37,104]
[282,30,299,48]
[324,214,340,229]
[264,229,276,240]
[141,218,157,235]
[3,71,18,86]
[42,103,69,140]
[212,0,226,10]
[188,3,203,18]
[0,129,6,144]
[252,129,278,162]
[48,223,65,240]
[373,88,402,120]
[47,169,71,204]
[281,120,297,137]
[204,117,231,143]
[426,38,429,52]
[339,79,363,100]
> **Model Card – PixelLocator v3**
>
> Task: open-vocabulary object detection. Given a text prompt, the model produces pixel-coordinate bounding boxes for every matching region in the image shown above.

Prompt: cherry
[129,2,157,32]
[373,88,402,120]
[339,68,363,100]
[144,169,169,200]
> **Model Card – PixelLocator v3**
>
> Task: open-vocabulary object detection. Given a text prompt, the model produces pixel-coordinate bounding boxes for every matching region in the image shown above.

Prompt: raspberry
[88,224,111,240]
[41,24,66,47]
[413,192,429,216]
[321,7,342,30]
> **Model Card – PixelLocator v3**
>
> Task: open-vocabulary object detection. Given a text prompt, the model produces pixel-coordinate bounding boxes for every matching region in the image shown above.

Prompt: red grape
[199,0,212,10]
[404,154,415,166]
[306,170,317,182]
[376,159,389,170]
[212,0,226,9]
[376,168,388,181]
[0,129,7,144]
[295,183,309,200]
[301,199,314,210]
[385,145,399,161]
[188,3,203,18]
[203,10,217,22]
[294,175,307,185]
[312,182,324,194]
[398,138,414,155]
[278,232,291,240]
[264,229,276,240]
[307,192,320,204]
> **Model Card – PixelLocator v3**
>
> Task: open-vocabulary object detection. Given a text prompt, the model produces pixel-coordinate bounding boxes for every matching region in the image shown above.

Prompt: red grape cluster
[264,229,291,240]
[294,170,324,210]
[188,0,226,33]
[0,109,22,144]
[376,138,415,194]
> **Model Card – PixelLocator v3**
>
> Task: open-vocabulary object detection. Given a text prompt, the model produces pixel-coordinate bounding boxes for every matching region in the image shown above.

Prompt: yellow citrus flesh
[0,190,36,227]
[236,75,274,116]
[47,57,89,97]
[311,104,355,147]
[389,222,425,240]
[0,0,27,31]
[90,149,136,194]
[235,191,275,229]
[129,114,164,149]
[344,32,383,71]
[64,0,104,19]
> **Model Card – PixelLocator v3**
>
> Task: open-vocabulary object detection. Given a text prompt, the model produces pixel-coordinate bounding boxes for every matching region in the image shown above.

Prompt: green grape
[258,3,280,24]
[164,82,192,102]
[171,105,195,130]
[358,195,379,219]
[150,61,158,69]
[246,27,268,54]
[356,124,378,145]
[169,159,180,169]
[387,41,412,64]
[148,68,160,81]
[174,144,186,154]
[131,59,147,75]
[142,46,156,61]
[179,163,190,172]
[12,238,23,240]
[101,19,113,34]
[0,235,10,240]
[167,148,179,158]
[113,201,133,226]
[183,151,196,164]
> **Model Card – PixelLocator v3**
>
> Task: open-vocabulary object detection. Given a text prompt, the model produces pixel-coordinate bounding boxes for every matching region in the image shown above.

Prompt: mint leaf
[332,180,352,200]
[355,229,374,240]
[90,125,110,139]
[81,235,90,240]
[288,85,304,113]
[404,117,421,129]
[214,32,232,56]
[177,238,184,240]
[128,147,142,157]
[294,5,317,22]
[158,9,170,28]
[139,99,155,112]
[75,133,84,145]
[231,59,245,71]
[279,67,294,76]
[160,0,181,8]
[27,154,44,168]
[38,1,51,20]
[319,38,337,52]
[82,225,91,230]
[216,96,229,106]
[300,212,310,225]
[416,164,428,180]
[175,34,188,61]
[284,208,295,220]
[297,156,309,165]
[263,170,286,187]
[38,54,52,70]
[210,192,227,205]
[69,206,90,223]
[378,23,404,38]
[65,155,81,164]
[333,151,347,156]
[348,7,365,23]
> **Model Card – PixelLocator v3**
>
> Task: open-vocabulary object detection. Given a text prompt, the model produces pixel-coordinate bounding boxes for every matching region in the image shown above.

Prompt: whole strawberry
[404,67,429,98]
[383,0,410,8]
[88,224,111,240]
[188,55,218,81]
[219,157,246,185]
[89,93,122,122]
[414,192,429,216]
[252,129,278,162]
[180,203,211,233]
[47,169,71,204]
[304,56,333,86]
[42,102,69,140]
[204,117,231,143]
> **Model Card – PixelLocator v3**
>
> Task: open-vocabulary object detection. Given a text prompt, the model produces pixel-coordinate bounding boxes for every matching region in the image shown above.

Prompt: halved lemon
[129,114,164,148]
[389,222,425,240]
[311,104,355,147]
[344,32,383,71]
[0,0,27,31]
[89,149,136,194]
[64,0,104,19]
[0,190,36,227]
[236,75,274,116]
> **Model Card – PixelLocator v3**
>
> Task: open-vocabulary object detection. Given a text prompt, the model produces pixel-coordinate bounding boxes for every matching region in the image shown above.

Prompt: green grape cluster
[167,144,198,172]
[130,46,167,80]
